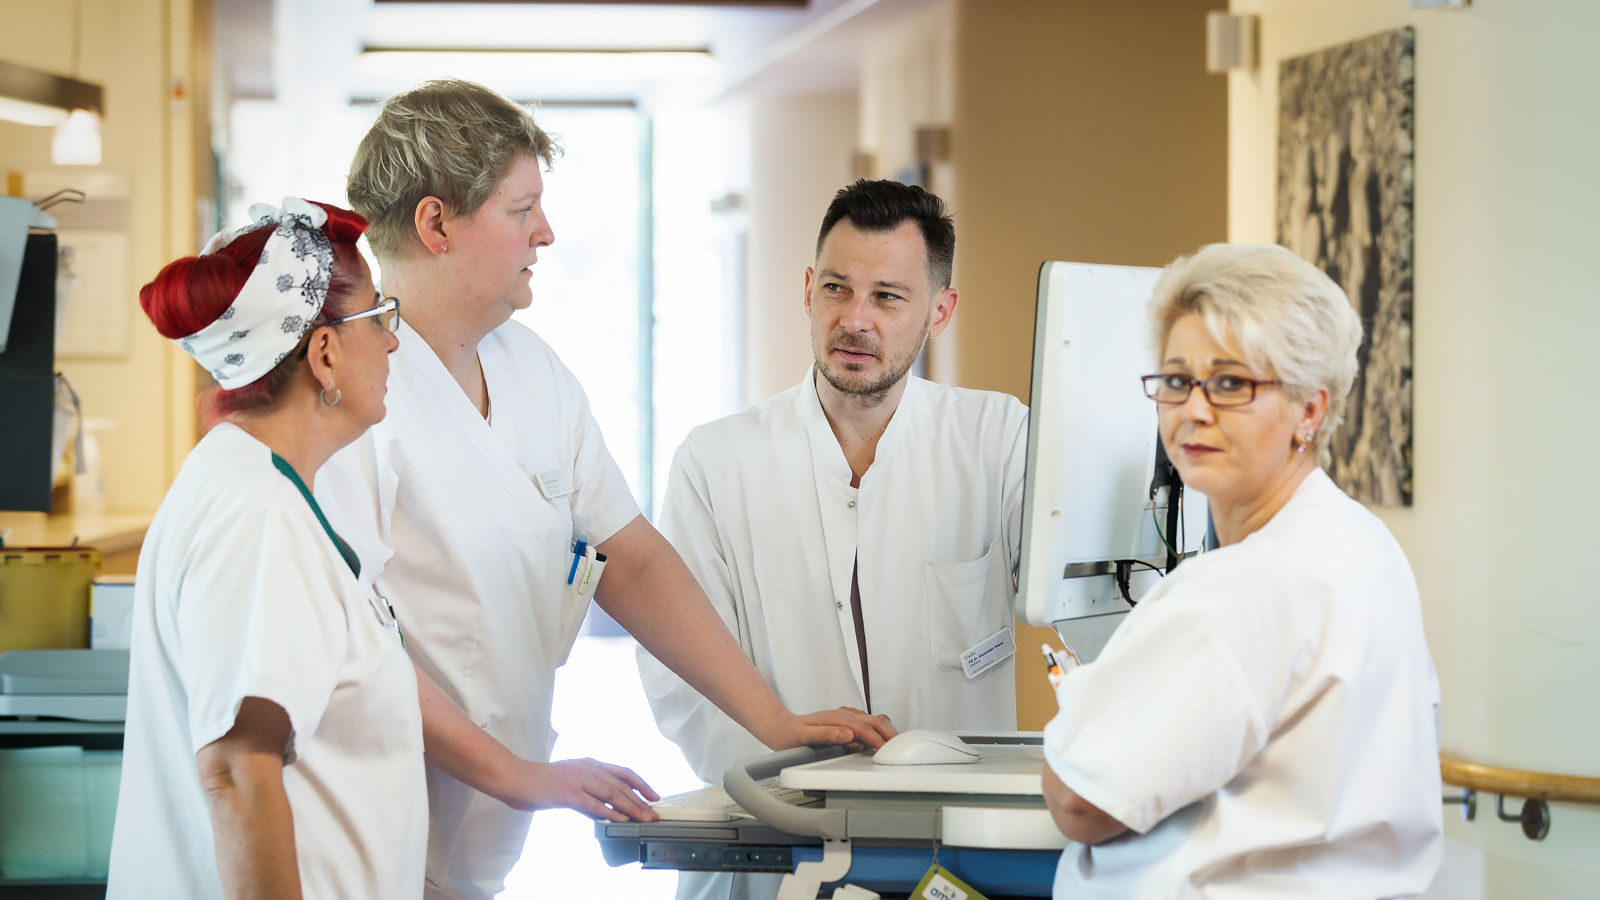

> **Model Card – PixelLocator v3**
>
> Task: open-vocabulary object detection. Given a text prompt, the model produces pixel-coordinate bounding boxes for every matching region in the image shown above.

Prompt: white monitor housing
[1014,262,1211,655]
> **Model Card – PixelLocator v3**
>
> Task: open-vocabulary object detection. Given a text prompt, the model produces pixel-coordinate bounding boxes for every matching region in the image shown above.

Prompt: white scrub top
[317,321,640,899]
[638,371,1028,900]
[1045,468,1443,899]
[107,423,427,900]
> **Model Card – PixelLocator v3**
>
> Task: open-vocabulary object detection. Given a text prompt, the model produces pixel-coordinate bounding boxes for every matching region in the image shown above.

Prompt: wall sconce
[915,126,951,166]
[0,59,105,165]
[1205,12,1258,73]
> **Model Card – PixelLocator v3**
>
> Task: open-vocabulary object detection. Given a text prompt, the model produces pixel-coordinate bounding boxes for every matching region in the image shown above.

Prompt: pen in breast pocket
[568,537,587,585]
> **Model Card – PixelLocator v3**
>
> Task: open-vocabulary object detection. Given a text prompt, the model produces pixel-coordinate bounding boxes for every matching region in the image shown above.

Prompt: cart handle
[724,744,850,838]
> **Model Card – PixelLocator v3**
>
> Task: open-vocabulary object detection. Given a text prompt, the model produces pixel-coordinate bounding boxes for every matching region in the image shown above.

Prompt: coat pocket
[924,544,997,671]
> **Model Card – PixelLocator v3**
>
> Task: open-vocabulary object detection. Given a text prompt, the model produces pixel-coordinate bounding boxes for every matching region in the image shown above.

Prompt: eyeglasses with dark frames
[1141,373,1280,407]
[325,295,401,333]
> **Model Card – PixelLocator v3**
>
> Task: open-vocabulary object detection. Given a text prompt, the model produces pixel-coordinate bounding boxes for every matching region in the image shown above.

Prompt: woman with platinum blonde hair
[1040,243,1442,897]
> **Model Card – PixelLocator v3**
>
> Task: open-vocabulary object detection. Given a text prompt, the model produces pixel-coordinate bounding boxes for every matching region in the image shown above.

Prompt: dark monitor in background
[0,194,31,352]
[1,232,60,513]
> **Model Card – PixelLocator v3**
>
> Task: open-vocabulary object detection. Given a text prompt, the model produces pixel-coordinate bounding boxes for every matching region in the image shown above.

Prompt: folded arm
[195,697,303,900]
[1042,759,1130,845]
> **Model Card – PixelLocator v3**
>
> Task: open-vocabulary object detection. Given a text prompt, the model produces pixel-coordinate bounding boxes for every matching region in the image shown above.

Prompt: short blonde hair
[348,79,559,259]
[1148,243,1363,459]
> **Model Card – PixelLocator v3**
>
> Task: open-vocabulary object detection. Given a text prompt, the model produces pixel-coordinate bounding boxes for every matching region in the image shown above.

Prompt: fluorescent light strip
[0,95,70,127]
[360,45,712,56]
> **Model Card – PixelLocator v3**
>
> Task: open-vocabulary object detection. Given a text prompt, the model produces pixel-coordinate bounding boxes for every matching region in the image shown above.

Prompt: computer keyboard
[650,777,816,822]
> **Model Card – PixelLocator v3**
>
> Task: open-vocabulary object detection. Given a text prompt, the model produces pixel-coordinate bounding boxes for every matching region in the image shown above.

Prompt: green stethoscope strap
[270,453,361,580]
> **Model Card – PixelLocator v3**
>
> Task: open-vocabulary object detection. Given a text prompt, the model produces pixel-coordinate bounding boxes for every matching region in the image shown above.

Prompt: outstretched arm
[415,664,660,822]
[598,515,895,753]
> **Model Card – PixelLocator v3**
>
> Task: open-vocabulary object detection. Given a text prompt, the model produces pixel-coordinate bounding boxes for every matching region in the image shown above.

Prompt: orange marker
[1042,641,1082,690]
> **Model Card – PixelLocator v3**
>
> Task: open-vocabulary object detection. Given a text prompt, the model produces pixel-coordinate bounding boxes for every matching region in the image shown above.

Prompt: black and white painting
[1276,27,1415,506]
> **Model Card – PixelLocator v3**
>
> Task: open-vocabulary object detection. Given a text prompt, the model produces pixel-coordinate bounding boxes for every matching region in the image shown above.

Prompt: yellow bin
[0,548,103,653]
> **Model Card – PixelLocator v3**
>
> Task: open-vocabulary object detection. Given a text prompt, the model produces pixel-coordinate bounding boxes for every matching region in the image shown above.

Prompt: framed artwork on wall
[1276,27,1416,506]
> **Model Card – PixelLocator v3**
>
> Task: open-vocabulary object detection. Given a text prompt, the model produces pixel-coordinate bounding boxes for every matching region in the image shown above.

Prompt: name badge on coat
[534,467,572,499]
[961,628,1016,679]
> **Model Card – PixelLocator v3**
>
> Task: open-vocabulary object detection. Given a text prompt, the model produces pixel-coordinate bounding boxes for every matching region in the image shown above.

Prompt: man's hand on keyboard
[762,706,897,753]
[504,757,662,822]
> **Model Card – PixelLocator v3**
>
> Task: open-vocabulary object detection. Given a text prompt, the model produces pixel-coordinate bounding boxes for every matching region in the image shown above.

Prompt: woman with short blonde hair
[1147,242,1363,463]
[317,79,893,899]
[1041,243,1442,897]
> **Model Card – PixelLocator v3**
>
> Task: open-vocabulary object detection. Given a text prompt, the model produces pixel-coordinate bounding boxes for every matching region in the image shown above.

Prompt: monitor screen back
[1015,261,1210,638]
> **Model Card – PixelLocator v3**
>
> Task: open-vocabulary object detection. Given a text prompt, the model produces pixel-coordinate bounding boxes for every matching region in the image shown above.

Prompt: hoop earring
[321,384,341,408]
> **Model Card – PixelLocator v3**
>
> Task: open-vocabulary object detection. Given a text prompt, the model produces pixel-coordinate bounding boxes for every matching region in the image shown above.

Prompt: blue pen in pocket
[568,536,587,585]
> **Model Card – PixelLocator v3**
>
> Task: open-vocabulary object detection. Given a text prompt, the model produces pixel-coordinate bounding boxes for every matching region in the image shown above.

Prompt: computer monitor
[1014,262,1211,658]
[0,195,31,353]
[0,232,60,512]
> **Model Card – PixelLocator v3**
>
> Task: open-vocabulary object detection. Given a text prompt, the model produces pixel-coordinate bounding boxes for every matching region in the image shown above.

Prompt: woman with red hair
[106,199,421,899]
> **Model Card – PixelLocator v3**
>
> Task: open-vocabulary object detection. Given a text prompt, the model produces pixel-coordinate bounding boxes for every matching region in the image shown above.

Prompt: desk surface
[780,743,1046,795]
[0,509,154,554]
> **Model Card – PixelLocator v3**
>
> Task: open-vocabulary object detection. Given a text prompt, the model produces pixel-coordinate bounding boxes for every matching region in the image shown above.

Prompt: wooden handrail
[1440,752,1600,805]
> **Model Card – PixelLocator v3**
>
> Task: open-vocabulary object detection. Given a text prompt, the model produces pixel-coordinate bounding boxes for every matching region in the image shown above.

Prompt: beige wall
[949,0,1227,728]
[858,0,955,182]
[950,0,1228,401]
[743,94,859,404]
[1,0,202,513]
[1228,0,1600,894]
[856,0,961,381]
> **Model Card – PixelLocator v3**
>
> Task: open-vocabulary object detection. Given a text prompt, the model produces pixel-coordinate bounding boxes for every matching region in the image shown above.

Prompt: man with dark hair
[639,179,1029,900]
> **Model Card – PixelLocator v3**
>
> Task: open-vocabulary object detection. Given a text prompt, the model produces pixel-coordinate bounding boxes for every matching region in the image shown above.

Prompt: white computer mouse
[871,729,981,766]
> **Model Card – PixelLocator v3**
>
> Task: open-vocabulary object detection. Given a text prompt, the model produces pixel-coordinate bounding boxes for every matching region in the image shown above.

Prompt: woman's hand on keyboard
[503,757,662,822]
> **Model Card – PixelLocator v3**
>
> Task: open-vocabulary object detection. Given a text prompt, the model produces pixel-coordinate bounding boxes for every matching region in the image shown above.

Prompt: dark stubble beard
[813,322,930,401]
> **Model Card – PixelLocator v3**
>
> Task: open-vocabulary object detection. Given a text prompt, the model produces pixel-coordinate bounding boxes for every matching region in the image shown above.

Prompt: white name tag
[960,627,1015,679]
[534,467,572,499]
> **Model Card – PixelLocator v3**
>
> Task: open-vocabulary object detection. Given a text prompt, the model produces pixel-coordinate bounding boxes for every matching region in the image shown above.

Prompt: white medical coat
[641,371,1028,777]
[1045,468,1443,898]
[316,322,640,899]
[108,424,426,900]
[638,371,1026,899]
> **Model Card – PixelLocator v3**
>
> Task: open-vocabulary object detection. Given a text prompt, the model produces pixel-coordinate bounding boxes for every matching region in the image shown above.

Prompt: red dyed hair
[140,202,371,422]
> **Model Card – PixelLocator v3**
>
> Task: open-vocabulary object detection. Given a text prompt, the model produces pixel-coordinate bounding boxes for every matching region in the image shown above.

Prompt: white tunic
[638,372,1027,900]
[107,423,426,900]
[316,321,640,899]
[1045,468,1443,899]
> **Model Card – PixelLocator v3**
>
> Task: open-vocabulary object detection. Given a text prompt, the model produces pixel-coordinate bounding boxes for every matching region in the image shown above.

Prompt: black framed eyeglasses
[1141,373,1280,407]
[327,296,401,333]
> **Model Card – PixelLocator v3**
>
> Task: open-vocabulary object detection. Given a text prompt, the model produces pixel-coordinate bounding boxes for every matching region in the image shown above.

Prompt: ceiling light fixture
[354,45,719,88]
[0,59,104,128]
